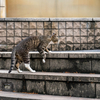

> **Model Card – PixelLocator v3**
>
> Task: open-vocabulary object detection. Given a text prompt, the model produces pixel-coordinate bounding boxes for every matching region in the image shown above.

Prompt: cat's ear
[52,33,56,37]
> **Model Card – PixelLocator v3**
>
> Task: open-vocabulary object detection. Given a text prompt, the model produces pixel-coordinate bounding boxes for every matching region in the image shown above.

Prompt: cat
[8,33,59,73]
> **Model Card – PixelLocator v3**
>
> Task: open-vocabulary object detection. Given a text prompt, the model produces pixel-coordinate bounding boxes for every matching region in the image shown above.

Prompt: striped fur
[8,33,59,73]
[8,48,16,73]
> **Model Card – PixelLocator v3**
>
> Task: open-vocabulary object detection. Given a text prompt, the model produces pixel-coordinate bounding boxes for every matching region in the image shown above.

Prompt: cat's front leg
[41,51,46,63]
[42,59,45,63]
[24,63,36,73]
[37,46,46,63]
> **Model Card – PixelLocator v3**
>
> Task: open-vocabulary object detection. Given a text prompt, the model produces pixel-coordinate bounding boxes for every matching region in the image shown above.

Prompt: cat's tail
[8,47,16,73]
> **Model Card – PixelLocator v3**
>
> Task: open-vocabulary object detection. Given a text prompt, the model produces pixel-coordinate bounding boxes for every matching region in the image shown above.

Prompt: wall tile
[44,22,52,29]
[37,30,43,36]
[15,29,21,36]
[22,30,29,36]
[66,29,73,36]
[59,22,65,28]
[95,29,100,36]
[66,44,73,50]
[95,22,100,28]
[59,29,65,36]
[74,44,80,50]
[74,22,80,28]
[29,22,36,29]
[7,37,14,44]
[74,29,80,36]
[59,44,66,51]
[95,36,100,43]
[0,37,6,44]
[37,22,43,29]
[88,36,94,43]
[88,29,94,36]
[0,30,6,36]
[29,30,36,36]
[52,22,58,29]
[81,29,87,36]
[0,22,6,29]
[74,37,80,43]
[7,30,14,36]
[44,29,51,36]
[7,22,14,29]
[66,37,73,44]
[81,37,88,43]
[22,22,29,28]
[81,22,87,28]
[15,22,21,29]
[59,37,65,44]
[88,44,94,50]
[81,44,87,50]
[66,22,73,28]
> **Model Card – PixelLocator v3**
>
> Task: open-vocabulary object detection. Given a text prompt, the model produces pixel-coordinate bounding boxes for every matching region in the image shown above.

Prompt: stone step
[0,50,100,73]
[0,91,98,100]
[0,70,100,98]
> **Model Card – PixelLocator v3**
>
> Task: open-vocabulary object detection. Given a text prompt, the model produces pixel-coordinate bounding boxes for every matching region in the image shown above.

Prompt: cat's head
[51,33,60,44]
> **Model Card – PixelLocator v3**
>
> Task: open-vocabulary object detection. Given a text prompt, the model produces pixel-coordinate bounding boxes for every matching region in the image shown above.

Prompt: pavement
[0,91,99,100]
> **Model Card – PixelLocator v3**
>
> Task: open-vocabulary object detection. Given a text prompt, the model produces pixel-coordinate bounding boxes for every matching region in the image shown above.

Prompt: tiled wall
[0,19,100,51]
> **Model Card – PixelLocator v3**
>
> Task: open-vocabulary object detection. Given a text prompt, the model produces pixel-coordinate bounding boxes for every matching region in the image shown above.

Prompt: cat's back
[16,36,39,53]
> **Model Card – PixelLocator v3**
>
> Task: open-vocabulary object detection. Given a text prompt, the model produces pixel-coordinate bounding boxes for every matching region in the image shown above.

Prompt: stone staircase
[0,50,100,100]
[0,91,99,100]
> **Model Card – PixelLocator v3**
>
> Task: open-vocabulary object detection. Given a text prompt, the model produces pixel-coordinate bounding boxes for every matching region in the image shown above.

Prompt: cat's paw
[25,64,36,73]
[17,69,23,73]
[42,59,45,63]
[46,51,52,54]
[31,70,36,73]
[48,51,52,54]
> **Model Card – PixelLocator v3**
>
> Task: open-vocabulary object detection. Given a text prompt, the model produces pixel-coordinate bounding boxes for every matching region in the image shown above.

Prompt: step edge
[0,91,98,100]
[0,70,100,82]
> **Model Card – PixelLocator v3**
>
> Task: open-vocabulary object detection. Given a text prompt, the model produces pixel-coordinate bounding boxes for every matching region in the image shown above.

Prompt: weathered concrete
[0,18,96,22]
[0,51,100,73]
[50,18,93,21]
[0,19,100,51]
[1,50,100,58]
[0,70,100,82]
[0,91,98,100]
[0,70,100,98]
[93,18,100,21]
[0,18,49,21]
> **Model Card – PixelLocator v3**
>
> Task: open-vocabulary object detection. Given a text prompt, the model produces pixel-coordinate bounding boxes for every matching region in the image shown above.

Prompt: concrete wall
[1,52,100,73]
[0,70,99,98]
[0,18,100,51]
[6,0,100,17]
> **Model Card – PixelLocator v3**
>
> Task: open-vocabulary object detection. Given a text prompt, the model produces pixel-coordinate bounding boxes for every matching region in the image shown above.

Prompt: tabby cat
[8,33,59,73]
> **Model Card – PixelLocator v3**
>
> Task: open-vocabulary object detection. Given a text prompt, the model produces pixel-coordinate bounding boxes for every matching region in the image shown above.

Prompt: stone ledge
[0,50,100,58]
[0,70,100,82]
[50,18,93,21]
[0,91,97,100]
[0,70,98,98]
[0,18,49,22]
[0,18,5,21]
[93,18,100,21]
[0,18,100,22]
